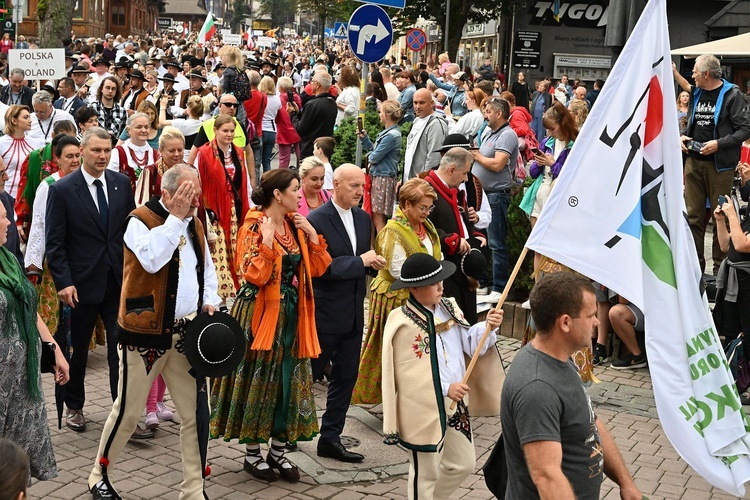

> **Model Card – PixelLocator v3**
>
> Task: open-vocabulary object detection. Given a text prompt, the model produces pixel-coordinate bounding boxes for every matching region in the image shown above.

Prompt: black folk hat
[391,253,457,291]
[158,72,176,82]
[188,69,208,81]
[460,247,486,280]
[164,59,182,69]
[183,311,246,378]
[129,69,146,80]
[434,133,479,153]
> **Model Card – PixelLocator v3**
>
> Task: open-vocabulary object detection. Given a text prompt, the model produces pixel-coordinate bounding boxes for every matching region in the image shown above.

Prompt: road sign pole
[444,0,450,53]
[355,64,367,168]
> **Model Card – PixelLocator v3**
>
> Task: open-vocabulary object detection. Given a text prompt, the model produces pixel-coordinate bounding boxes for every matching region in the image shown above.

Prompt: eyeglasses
[416,204,435,214]
[221,102,239,107]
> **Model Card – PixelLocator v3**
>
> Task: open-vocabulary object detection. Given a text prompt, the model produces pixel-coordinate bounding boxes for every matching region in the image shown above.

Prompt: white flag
[526,0,750,494]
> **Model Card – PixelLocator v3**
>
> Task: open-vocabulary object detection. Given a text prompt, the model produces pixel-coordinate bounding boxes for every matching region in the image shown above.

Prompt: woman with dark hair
[74,105,99,142]
[365,82,384,112]
[0,438,28,500]
[510,71,531,111]
[210,168,331,483]
[369,66,385,94]
[25,135,81,336]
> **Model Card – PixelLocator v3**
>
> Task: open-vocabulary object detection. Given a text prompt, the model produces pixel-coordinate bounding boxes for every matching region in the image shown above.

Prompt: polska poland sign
[9,48,66,80]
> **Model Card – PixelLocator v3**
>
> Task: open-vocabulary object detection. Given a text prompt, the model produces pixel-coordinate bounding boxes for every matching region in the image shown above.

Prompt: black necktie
[93,179,109,231]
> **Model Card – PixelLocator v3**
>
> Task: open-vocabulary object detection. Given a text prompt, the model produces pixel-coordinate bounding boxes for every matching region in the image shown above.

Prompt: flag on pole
[198,13,216,45]
[553,0,561,22]
[526,0,750,495]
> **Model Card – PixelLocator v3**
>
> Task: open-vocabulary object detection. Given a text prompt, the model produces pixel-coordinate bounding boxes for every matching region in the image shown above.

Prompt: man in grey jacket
[403,88,448,182]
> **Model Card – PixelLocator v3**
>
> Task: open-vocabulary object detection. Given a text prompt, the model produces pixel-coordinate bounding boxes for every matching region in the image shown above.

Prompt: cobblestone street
[26,335,750,499]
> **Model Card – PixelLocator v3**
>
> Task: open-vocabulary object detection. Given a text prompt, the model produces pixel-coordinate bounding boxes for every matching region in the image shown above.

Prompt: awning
[671,31,750,58]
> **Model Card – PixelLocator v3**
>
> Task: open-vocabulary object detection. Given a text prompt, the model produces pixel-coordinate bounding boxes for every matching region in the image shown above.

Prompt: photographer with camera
[673,55,750,273]
[713,194,750,403]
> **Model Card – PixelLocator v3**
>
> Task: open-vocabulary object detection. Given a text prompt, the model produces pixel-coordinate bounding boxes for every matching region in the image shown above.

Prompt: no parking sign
[406,28,426,52]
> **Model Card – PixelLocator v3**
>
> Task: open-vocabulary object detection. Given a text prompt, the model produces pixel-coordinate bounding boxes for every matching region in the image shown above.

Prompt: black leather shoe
[66,408,86,432]
[243,457,278,482]
[266,453,300,482]
[90,479,122,500]
[317,441,364,463]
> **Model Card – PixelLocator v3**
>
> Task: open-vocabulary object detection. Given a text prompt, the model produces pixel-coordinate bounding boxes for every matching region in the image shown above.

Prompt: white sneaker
[156,402,173,421]
[476,286,490,296]
[478,291,503,304]
[145,411,159,430]
[521,300,531,309]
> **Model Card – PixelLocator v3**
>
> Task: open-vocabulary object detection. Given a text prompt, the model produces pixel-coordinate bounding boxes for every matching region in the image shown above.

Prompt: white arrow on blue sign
[333,22,348,39]
[324,28,335,38]
[347,4,393,64]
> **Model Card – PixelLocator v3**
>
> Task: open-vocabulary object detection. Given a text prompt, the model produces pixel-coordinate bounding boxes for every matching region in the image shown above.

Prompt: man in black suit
[46,126,136,432]
[307,164,386,463]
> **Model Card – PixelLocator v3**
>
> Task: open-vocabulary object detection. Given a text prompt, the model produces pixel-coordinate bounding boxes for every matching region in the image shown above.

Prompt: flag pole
[449,245,529,410]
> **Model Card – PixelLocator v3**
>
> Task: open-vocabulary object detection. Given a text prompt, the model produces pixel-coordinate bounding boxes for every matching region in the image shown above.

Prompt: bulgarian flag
[526,0,750,494]
[198,13,216,45]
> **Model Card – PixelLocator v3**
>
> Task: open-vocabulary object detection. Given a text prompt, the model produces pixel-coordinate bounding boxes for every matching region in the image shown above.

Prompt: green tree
[228,0,253,32]
[257,0,300,29]
[391,0,526,63]
[297,0,357,48]
[37,0,74,48]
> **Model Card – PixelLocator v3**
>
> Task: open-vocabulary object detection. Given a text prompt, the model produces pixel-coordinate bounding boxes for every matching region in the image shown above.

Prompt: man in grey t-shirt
[501,273,642,500]
[470,97,518,304]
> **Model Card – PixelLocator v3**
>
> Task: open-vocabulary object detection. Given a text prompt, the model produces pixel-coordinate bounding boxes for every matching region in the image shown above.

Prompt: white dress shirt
[81,166,108,210]
[27,109,76,144]
[123,202,222,318]
[459,181,491,230]
[332,199,357,254]
[432,300,497,396]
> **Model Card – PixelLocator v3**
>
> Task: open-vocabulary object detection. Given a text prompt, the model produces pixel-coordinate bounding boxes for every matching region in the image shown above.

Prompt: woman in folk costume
[210,169,331,483]
[352,178,441,405]
[15,121,77,238]
[106,112,159,192]
[135,126,185,207]
[24,136,80,337]
[382,253,503,499]
[193,113,252,300]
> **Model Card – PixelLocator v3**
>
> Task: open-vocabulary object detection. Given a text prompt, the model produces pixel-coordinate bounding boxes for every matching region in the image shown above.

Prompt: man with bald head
[403,88,448,182]
[307,164,386,463]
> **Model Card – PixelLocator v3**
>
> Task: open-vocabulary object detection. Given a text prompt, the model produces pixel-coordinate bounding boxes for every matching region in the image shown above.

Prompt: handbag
[483,432,507,498]
[40,341,57,374]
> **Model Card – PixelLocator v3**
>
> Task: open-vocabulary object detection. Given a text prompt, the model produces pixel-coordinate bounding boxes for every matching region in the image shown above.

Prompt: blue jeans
[261,131,276,172]
[486,191,510,293]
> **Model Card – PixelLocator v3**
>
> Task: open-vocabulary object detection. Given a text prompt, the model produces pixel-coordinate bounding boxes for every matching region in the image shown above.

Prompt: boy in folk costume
[382,253,504,499]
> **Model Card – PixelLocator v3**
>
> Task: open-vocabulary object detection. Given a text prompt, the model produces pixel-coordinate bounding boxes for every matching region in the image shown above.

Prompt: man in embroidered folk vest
[382,253,503,500]
[88,165,223,500]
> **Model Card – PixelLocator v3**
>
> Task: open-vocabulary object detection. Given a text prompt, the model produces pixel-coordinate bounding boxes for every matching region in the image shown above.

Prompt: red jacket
[276,91,302,145]
[509,106,532,138]
[243,89,267,138]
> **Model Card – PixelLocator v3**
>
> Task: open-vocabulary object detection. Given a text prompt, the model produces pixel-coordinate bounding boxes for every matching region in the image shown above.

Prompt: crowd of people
[3,25,747,500]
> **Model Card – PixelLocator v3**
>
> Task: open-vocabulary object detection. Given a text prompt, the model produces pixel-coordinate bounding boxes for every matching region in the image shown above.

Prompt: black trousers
[311,326,362,443]
[65,268,121,410]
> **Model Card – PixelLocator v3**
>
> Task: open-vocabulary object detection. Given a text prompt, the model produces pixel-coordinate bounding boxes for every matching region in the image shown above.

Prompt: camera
[686,140,704,153]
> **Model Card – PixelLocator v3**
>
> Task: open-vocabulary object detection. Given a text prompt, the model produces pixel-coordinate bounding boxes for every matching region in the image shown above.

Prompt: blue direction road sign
[347,4,393,64]
[333,22,348,39]
[324,28,334,38]
[354,0,405,9]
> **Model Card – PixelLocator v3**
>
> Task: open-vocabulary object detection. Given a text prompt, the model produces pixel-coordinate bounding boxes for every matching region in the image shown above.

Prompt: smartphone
[286,90,294,104]
[357,116,364,133]
[531,147,542,156]
[718,195,728,206]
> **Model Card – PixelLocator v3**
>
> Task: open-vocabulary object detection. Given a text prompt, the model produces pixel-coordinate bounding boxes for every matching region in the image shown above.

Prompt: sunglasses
[221,102,239,108]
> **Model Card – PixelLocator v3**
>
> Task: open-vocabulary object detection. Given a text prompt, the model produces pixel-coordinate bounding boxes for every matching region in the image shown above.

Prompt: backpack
[232,67,252,102]
[725,333,750,394]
